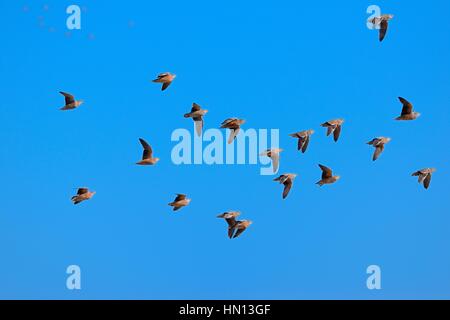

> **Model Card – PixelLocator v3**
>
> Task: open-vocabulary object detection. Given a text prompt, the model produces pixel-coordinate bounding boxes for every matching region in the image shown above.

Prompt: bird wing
[399,97,413,115]
[302,136,310,153]
[379,20,388,42]
[282,179,293,199]
[319,164,332,179]
[139,138,153,159]
[233,226,247,239]
[225,217,237,227]
[423,174,432,189]
[191,103,201,112]
[193,117,203,137]
[77,188,88,195]
[333,125,342,142]
[373,145,384,161]
[161,81,171,91]
[228,128,240,144]
[271,153,280,173]
[60,92,75,105]
[174,194,186,201]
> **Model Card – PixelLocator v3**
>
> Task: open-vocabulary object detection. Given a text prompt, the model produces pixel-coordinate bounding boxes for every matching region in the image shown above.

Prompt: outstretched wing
[423,174,432,189]
[77,188,88,195]
[191,103,201,112]
[379,20,388,42]
[282,179,293,199]
[139,138,153,159]
[373,145,384,161]
[174,194,186,201]
[399,97,413,115]
[333,125,342,142]
[319,164,332,179]
[60,91,75,105]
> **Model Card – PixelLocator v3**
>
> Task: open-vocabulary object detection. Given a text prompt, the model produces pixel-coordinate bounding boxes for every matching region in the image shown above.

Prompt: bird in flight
[316,164,340,187]
[260,148,283,173]
[395,97,420,121]
[71,188,95,205]
[59,92,83,111]
[412,168,436,190]
[184,103,208,137]
[220,118,246,144]
[273,173,297,199]
[168,194,191,211]
[136,138,160,165]
[217,211,252,239]
[369,14,394,42]
[289,130,314,153]
[152,72,176,91]
[367,137,391,161]
[321,119,344,142]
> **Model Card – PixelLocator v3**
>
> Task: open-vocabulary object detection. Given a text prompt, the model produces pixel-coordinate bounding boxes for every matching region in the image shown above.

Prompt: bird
[168,194,191,211]
[220,118,246,144]
[59,92,83,111]
[217,212,252,239]
[316,164,340,186]
[152,72,176,91]
[369,14,394,42]
[289,130,314,153]
[71,188,95,205]
[412,168,436,190]
[273,174,297,199]
[367,137,391,161]
[260,148,283,173]
[184,103,208,137]
[395,97,420,121]
[321,119,344,142]
[136,138,160,165]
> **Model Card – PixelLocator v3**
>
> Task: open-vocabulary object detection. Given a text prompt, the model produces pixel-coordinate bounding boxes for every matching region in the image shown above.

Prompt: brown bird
[218,212,252,239]
[395,97,421,121]
[273,173,297,199]
[369,14,394,42]
[316,164,340,187]
[220,118,246,144]
[321,119,344,142]
[260,148,283,173]
[168,194,191,211]
[184,103,208,137]
[136,138,160,165]
[412,168,436,190]
[71,188,95,205]
[152,72,176,91]
[289,130,314,153]
[59,92,83,111]
[367,137,391,161]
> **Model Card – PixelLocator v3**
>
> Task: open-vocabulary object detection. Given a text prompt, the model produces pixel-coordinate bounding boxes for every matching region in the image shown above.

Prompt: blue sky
[0,0,449,299]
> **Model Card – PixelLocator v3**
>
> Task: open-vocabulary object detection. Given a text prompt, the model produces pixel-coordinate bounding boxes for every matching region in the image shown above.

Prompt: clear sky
[0,0,449,299]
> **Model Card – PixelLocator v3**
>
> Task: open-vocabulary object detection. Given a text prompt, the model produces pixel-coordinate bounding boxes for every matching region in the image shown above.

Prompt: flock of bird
[63,12,436,239]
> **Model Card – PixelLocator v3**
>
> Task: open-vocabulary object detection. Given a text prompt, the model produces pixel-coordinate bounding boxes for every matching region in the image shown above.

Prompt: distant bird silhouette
[59,92,83,111]
[184,103,208,137]
[367,137,391,161]
[316,164,340,186]
[369,14,394,42]
[71,188,95,205]
[152,72,176,91]
[289,130,314,153]
[217,211,252,239]
[321,119,344,142]
[412,168,436,189]
[220,118,245,144]
[260,148,283,173]
[395,97,420,121]
[168,194,191,211]
[136,138,160,165]
[274,174,297,199]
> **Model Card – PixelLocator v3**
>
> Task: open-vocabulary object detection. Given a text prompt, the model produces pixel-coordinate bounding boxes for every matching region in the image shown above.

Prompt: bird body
[367,137,391,161]
[152,72,176,91]
[260,148,283,173]
[184,103,208,136]
[71,188,95,205]
[395,97,420,121]
[274,173,297,199]
[59,92,83,111]
[217,211,252,239]
[220,118,246,144]
[412,168,436,189]
[316,164,340,186]
[289,130,314,153]
[321,119,344,142]
[369,14,394,42]
[168,194,191,211]
[136,138,160,165]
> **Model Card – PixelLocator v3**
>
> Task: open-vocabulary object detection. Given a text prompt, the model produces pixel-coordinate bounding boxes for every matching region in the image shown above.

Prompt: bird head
[414,112,421,118]
[154,157,161,163]
[335,176,341,181]
[385,137,392,143]
[77,100,84,106]
[308,129,315,135]
[239,119,246,125]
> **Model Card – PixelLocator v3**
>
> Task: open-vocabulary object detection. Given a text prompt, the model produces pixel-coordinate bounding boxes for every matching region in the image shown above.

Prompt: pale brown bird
[289,130,314,153]
[395,97,421,121]
[168,194,191,211]
[321,119,344,142]
[59,92,83,111]
[152,72,176,91]
[367,137,391,161]
[136,138,160,165]
[273,173,297,199]
[220,118,246,144]
[217,211,241,238]
[71,188,95,205]
[316,164,340,187]
[369,14,394,42]
[260,148,283,173]
[184,103,208,137]
[412,168,436,190]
